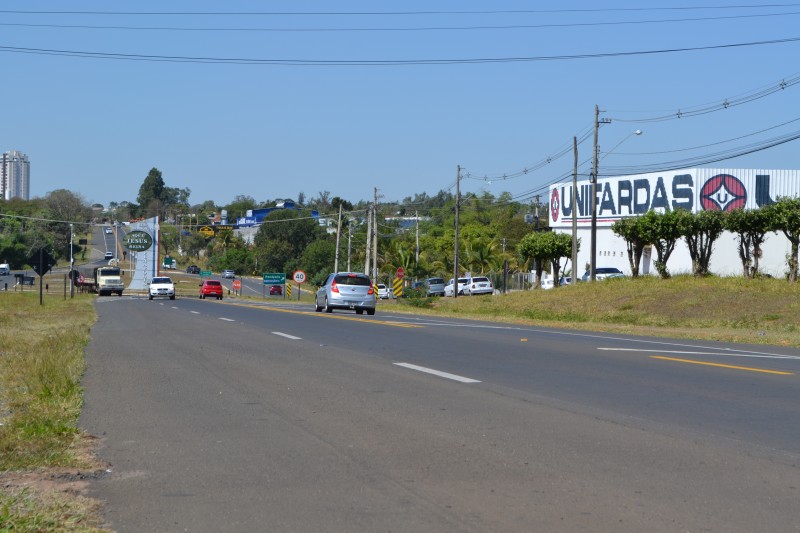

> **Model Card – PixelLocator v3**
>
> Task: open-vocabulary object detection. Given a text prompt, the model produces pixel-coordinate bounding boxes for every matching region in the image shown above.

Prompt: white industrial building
[1,150,30,200]
[549,168,800,278]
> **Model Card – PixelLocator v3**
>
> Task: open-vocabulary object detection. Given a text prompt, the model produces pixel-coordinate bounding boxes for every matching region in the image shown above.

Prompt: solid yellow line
[650,356,794,375]
[221,301,423,328]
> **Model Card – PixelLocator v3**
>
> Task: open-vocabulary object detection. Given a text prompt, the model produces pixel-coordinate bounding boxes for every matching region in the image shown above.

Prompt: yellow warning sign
[198,226,215,238]
[392,277,403,297]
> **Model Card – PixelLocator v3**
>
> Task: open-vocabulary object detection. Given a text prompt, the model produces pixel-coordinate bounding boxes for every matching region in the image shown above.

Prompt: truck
[162,256,176,269]
[93,266,125,296]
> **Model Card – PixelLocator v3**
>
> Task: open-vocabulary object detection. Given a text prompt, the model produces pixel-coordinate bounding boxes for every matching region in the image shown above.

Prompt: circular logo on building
[124,230,153,251]
[550,189,560,223]
[700,174,747,212]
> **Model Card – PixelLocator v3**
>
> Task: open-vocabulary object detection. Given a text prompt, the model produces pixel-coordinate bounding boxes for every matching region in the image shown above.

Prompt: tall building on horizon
[1,150,30,200]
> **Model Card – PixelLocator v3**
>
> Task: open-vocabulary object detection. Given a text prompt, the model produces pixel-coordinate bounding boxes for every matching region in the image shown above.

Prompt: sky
[2,1,799,212]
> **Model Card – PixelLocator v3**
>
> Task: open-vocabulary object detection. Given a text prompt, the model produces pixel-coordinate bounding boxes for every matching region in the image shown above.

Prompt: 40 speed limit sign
[292,270,307,284]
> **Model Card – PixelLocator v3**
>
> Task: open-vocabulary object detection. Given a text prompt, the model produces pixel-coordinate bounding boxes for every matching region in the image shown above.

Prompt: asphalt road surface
[80,296,800,532]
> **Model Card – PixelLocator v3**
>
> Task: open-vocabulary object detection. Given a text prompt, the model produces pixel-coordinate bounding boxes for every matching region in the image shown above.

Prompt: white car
[444,277,469,297]
[148,276,176,300]
[464,276,493,295]
[377,284,390,299]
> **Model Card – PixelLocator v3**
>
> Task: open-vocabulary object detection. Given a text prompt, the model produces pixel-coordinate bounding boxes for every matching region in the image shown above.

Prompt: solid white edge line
[272,331,302,340]
[190,311,200,314]
[219,317,235,322]
[394,363,481,383]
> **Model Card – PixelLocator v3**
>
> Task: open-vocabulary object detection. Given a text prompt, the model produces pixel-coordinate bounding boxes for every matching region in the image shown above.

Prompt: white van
[0,263,10,276]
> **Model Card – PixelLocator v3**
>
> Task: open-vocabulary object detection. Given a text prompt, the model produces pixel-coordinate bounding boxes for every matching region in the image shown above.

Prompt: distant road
[81,298,800,532]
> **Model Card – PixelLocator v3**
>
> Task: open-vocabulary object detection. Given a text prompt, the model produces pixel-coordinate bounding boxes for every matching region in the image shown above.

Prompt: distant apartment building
[1,150,30,200]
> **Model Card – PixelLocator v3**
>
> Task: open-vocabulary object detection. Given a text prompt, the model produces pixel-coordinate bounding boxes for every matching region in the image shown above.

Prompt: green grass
[394,275,800,347]
[0,292,105,531]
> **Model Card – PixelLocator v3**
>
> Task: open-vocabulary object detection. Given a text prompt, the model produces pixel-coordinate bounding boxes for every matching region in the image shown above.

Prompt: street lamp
[590,126,643,281]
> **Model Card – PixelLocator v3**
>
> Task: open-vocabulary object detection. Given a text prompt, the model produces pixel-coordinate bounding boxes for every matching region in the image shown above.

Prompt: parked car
[464,276,493,295]
[269,284,283,296]
[315,272,376,315]
[199,279,223,300]
[444,277,469,297]
[580,267,624,282]
[376,284,390,299]
[148,276,175,300]
[222,269,236,279]
[186,265,200,274]
[541,276,571,290]
[425,277,446,297]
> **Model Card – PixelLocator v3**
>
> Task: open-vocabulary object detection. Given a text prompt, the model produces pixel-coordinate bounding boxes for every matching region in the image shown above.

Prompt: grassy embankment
[393,275,800,347]
[0,292,104,531]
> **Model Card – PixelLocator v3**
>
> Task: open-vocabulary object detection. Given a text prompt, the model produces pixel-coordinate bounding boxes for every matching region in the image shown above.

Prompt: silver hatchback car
[315,272,376,315]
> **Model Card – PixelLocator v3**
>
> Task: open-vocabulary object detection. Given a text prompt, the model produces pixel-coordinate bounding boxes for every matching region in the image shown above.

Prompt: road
[80,297,800,532]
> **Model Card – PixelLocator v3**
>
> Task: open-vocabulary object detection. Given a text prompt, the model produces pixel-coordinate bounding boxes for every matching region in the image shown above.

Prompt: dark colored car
[199,279,223,300]
[269,284,283,296]
[187,265,201,274]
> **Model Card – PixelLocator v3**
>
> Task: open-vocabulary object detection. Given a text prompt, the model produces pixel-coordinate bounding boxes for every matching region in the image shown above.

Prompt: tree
[611,216,648,277]
[766,196,800,282]
[42,189,92,261]
[640,210,684,279]
[137,168,165,212]
[678,209,726,277]
[517,231,572,288]
[299,239,337,285]
[725,208,773,278]
[159,224,179,256]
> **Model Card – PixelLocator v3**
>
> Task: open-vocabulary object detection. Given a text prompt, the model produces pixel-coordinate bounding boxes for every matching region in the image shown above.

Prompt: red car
[199,279,223,300]
[269,284,283,296]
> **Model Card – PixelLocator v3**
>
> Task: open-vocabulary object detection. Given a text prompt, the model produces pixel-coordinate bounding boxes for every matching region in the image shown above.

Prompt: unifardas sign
[549,168,798,227]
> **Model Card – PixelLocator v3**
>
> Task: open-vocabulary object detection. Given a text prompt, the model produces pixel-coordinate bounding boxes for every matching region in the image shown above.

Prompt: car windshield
[428,278,444,284]
[597,268,622,274]
[458,278,469,284]
[206,281,221,287]
[334,274,371,286]
[152,278,172,284]
[472,277,489,283]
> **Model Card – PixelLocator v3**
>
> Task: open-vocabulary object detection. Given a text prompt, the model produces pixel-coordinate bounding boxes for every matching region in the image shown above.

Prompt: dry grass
[398,275,800,347]
[0,292,106,531]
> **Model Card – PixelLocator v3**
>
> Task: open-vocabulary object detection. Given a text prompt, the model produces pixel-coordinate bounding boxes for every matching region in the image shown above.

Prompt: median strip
[394,363,481,383]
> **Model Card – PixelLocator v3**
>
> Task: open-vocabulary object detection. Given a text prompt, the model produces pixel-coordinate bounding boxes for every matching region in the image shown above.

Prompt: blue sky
[2,1,799,211]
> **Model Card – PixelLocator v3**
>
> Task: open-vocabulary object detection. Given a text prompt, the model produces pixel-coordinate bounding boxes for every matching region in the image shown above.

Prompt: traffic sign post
[396,267,405,279]
[263,273,286,285]
[232,279,242,295]
[393,277,403,298]
[292,271,306,301]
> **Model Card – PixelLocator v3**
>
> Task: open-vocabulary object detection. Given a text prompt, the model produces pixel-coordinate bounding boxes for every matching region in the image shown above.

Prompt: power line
[2,35,799,65]
[3,11,800,32]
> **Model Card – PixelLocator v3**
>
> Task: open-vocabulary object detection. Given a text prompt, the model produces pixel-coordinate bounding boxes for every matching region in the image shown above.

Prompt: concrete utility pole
[372,187,378,282]
[334,203,342,272]
[572,136,578,282]
[364,205,372,275]
[453,165,461,299]
[347,223,352,272]
[415,210,420,272]
[591,104,600,282]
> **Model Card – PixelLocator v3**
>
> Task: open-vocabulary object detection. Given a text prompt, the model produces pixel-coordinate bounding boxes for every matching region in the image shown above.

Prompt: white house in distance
[548,168,800,277]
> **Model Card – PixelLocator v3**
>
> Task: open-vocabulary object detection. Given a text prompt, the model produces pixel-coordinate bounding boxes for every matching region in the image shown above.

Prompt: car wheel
[324,297,333,313]
[356,309,364,315]
[218,295,222,300]
[148,294,153,300]
[367,309,375,316]
[314,299,322,312]
[200,294,204,299]
[170,295,175,300]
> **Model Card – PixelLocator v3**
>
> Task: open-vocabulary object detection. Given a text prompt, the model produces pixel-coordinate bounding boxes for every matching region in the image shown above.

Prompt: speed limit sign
[293,270,307,284]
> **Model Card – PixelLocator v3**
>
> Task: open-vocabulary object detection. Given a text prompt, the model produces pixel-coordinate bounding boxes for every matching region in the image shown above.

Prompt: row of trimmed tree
[612,197,800,281]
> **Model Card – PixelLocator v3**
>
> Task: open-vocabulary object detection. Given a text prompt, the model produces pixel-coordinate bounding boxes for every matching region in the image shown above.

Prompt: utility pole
[364,205,372,275]
[453,165,461,299]
[572,136,578,282]
[69,223,74,298]
[347,223,352,272]
[334,203,342,272]
[372,187,378,282]
[591,104,600,282]
[415,210,420,274]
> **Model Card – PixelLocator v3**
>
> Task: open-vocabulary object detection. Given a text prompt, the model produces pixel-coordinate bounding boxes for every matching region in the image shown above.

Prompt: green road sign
[200,270,212,277]
[263,273,286,285]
